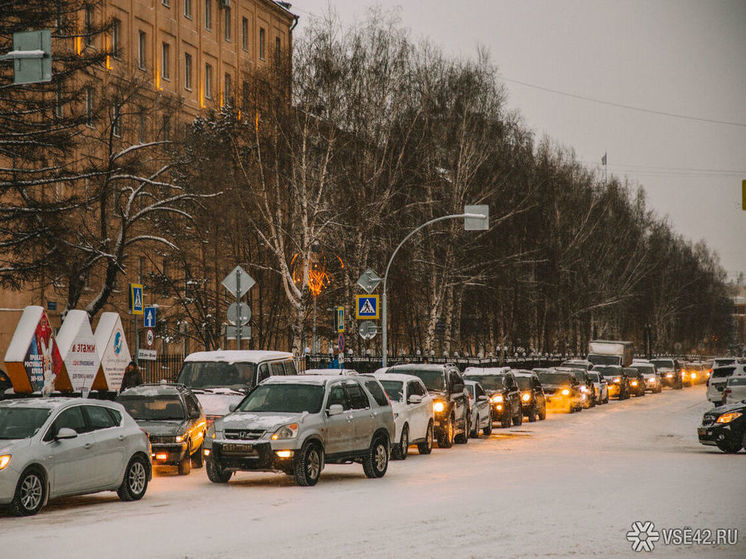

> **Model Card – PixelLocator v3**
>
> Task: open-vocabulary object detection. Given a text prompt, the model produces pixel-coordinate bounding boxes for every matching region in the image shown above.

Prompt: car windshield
[587,372,600,382]
[177,361,257,390]
[237,384,324,414]
[727,377,746,386]
[463,374,504,390]
[625,370,639,377]
[714,359,736,366]
[632,365,655,374]
[0,407,51,439]
[593,366,621,377]
[651,359,674,369]
[587,354,620,366]
[117,395,185,420]
[712,367,735,378]
[537,372,572,385]
[380,380,404,402]
[515,377,532,390]
[393,369,445,391]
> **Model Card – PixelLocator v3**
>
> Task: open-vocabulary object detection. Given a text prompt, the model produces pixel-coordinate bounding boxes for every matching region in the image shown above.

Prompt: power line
[499,75,746,128]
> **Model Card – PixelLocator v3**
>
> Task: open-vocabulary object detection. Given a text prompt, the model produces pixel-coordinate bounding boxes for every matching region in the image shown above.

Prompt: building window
[275,37,281,66]
[85,6,94,46]
[55,86,64,119]
[242,17,248,51]
[85,88,94,127]
[184,53,192,90]
[184,0,192,18]
[259,27,265,59]
[161,115,170,141]
[112,19,120,58]
[205,0,212,30]
[112,103,121,137]
[204,63,212,98]
[224,7,231,41]
[224,72,232,104]
[138,113,146,143]
[138,30,146,69]
[162,0,170,7]
[161,42,170,80]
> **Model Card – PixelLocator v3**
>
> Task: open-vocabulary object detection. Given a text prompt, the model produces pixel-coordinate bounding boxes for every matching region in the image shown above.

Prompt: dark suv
[650,358,683,389]
[535,369,584,413]
[463,368,522,427]
[118,383,207,475]
[512,370,547,422]
[387,364,469,448]
[560,367,596,408]
[624,368,646,397]
[593,365,630,399]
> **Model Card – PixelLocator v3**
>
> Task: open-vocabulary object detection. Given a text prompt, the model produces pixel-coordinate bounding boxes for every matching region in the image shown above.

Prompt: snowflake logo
[627,521,660,552]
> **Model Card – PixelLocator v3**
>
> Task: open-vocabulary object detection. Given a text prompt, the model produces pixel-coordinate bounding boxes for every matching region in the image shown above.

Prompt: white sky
[293,0,746,278]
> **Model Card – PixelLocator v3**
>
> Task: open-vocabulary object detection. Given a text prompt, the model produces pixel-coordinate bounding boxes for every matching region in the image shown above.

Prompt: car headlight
[271,423,299,440]
[716,412,742,424]
[561,389,570,396]
[175,435,185,443]
[0,455,10,470]
[579,386,588,393]
[613,378,621,383]
[691,373,697,379]
[666,373,673,378]
[490,394,504,404]
[522,392,531,402]
[631,381,638,386]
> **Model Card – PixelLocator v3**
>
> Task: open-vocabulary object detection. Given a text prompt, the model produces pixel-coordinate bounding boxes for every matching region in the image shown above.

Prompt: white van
[176,350,297,420]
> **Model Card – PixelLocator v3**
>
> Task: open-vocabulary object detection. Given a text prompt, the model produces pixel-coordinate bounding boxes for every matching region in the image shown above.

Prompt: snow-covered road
[2,384,743,558]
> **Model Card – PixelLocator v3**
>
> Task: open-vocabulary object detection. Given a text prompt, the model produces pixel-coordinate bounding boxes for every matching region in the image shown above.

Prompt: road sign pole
[134,314,139,368]
[235,268,241,349]
[381,210,488,367]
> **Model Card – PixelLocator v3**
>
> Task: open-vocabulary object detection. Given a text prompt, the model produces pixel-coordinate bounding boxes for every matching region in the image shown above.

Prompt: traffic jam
[2,326,740,517]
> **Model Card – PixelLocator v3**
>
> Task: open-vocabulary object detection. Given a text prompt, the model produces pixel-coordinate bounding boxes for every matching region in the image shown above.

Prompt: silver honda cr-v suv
[204,374,395,486]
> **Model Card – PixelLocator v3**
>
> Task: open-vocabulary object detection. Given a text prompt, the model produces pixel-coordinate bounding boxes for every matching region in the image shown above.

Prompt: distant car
[712,358,737,368]
[204,375,395,485]
[386,364,470,447]
[117,383,207,475]
[560,367,596,408]
[650,358,683,389]
[512,370,547,421]
[0,398,151,516]
[706,366,740,405]
[698,400,746,453]
[721,374,746,405]
[304,368,358,375]
[624,368,646,397]
[586,371,609,404]
[535,369,584,413]
[631,361,661,393]
[463,368,522,428]
[376,373,435,458]
[683,362,706,386]
[593,365,630,399]
[560,359,593,371]
[176,350,298,423]
[464,380,492,437]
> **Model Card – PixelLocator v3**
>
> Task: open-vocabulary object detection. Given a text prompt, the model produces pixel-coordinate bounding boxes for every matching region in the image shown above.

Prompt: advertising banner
[94,312,131,392]
[57,310,101,392]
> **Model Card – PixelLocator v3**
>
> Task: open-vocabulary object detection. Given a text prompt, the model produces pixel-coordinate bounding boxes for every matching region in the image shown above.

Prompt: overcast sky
[293,0,746,278]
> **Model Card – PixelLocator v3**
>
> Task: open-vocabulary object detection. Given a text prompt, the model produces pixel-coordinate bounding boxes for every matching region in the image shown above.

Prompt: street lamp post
[381,206,488,367]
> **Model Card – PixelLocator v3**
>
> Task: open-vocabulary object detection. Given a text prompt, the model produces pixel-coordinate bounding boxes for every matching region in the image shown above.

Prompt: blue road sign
[355,295,379,320]
[129,284,144,315]
[144,306,157,328]
[336,306,344,332]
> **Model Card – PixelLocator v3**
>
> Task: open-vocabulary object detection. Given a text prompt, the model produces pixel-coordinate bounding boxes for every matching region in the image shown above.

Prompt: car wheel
[513,406,523,426]
[206,457,233,483]
[117,455,149,501]
[455,413,469,444]
[568,402,575,413]
[603,395,609,404]
[393,425,409,460]
[10,467,46,516]
[191,442,204,468]
[528,405,537,422]
[470,415,479,438]
[363,436,389,478]
[178,451,192,476]
[439,415,455,448]
[539,405,547,420]
[294,442,323,486]
[418,421,434,454]
[716,440,742,454]
[483,417,492,435]
[500,413,511,428]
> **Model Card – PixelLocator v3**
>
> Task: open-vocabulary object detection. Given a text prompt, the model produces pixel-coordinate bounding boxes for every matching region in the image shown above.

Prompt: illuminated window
[259,27,265,59]
[185,53,192,90]
[138,30,146,69]
[242,17,248,51]
[205,62,212,98]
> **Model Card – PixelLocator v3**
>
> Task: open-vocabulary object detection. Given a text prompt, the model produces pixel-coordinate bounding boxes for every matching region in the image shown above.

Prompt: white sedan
[0,398,151,516]
[375,373,434,459]
[464,380,492,437]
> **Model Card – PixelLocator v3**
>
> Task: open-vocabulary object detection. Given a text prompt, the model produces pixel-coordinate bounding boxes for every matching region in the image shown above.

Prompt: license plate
[223,443,255,453]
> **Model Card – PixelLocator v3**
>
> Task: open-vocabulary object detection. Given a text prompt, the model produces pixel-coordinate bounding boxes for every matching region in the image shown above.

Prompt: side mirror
[228,403,238,412]
[56,427,78,440]
[477,395,488,402]
[408,394,423,405]
[453,383,464,393]
[327,404,344,416]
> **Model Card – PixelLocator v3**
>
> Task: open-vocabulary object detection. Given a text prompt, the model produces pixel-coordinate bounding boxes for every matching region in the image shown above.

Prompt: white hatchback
[0,398,151,516]
[375,373,434,459]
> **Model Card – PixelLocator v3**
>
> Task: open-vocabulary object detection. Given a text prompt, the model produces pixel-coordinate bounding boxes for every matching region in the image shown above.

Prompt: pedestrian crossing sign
[129,283,144,315]
[355,295,379,320]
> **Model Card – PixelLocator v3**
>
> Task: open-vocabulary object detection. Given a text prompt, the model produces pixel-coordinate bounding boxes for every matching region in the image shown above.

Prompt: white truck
[587,340,634,368]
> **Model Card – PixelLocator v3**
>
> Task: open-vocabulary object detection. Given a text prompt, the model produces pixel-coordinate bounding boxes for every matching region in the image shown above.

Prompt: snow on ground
[2,385,744,558]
